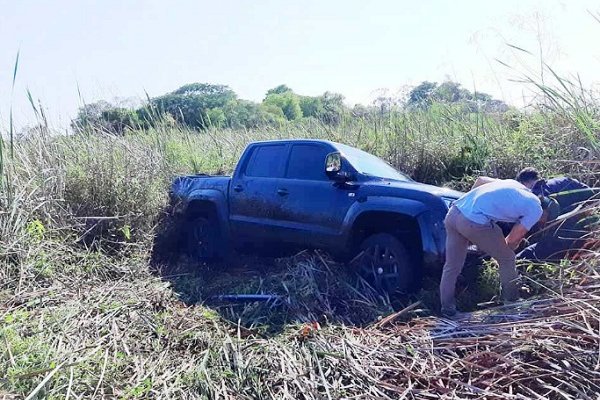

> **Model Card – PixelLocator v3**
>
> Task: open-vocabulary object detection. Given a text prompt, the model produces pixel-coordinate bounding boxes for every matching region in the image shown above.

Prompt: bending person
[440,176,545,318]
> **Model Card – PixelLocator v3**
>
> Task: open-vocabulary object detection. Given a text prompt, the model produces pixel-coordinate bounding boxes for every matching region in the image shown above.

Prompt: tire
[357,233,413,294]
[185,215,220,263]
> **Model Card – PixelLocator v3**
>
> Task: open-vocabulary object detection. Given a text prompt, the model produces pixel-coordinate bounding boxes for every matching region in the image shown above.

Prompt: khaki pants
[440,206,519,312]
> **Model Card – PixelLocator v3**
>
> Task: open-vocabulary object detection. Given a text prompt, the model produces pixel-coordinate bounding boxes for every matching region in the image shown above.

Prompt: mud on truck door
[228,143,290,248]
[274,143,357,249]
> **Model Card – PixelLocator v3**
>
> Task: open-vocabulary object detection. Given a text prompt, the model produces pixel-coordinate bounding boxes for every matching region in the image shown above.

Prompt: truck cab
[170,139,463,293]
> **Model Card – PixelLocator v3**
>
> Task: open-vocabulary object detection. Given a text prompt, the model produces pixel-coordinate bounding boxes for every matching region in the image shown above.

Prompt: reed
[0,64,598,398]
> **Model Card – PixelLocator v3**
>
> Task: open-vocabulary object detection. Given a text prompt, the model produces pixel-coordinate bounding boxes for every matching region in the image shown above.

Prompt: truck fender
[341,197,426,238]
[183,189,231,244]
[341,197,445,264]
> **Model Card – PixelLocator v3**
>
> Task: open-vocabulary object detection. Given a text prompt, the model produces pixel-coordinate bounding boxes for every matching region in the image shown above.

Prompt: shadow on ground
[151,249,413,334]
[148,209,494,334]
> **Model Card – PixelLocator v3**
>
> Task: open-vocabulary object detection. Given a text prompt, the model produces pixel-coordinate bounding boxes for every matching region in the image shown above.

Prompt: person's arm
[471,176,497,190]
[507,197,544,250]
[505,223,529,250]
[537,209,549,227]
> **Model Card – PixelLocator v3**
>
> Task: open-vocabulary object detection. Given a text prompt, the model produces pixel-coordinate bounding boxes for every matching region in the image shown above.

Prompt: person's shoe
[441,308,457,318]
[501,283,522,304]
[502,297,525,306]
[519,284,533,298]
[441,308,467,320]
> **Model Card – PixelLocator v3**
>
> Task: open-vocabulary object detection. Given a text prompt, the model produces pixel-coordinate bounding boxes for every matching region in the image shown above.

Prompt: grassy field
[1,76,600,398]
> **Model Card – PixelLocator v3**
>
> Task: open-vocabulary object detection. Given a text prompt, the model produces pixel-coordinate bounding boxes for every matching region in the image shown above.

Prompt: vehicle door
[275,143,358,249]
[229,143,290,246]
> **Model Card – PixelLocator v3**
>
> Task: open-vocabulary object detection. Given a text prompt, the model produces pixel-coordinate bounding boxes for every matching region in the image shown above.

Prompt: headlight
[442,197,456,209]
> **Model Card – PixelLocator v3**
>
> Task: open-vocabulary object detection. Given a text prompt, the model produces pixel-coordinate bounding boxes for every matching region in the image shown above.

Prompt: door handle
[277,188,289,196]
[233,185,244,192]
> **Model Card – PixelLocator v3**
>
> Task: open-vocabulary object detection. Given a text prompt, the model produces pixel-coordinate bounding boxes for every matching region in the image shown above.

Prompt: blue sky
[1,0,599,129]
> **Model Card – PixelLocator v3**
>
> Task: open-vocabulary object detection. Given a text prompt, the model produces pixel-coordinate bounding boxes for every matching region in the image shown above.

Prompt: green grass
[1,71,600,397]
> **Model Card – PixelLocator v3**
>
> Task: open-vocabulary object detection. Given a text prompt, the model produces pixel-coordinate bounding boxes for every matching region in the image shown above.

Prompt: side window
[286,144,330,181]
[245,145,287,178]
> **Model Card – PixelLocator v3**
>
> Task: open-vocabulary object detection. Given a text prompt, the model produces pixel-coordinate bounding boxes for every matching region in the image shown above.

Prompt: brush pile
[1,243,598,398]
[159,254,600,399]
[1,77,600,397]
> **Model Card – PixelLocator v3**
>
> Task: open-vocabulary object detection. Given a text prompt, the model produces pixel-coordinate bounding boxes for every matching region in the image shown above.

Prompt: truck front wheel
[357,233,413,294]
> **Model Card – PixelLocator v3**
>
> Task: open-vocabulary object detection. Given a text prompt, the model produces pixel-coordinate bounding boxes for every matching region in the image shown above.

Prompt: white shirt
[454,179,543,230]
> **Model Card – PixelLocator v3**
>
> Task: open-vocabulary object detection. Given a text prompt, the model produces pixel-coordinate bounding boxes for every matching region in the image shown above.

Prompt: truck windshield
[337,144,412,181]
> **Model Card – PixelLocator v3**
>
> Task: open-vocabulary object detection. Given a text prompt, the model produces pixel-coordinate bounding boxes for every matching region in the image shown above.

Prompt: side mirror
[325,152,353,183]
[325,152,342,174]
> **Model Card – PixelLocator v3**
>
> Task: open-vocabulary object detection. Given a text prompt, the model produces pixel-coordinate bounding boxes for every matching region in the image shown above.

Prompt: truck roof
[247,138,343,148]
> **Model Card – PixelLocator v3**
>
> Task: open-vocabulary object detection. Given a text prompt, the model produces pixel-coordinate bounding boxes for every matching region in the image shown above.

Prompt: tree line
[71,81,510,134]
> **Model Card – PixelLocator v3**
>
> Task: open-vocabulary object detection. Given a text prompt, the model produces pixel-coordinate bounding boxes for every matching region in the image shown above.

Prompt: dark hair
[516,167,540,184]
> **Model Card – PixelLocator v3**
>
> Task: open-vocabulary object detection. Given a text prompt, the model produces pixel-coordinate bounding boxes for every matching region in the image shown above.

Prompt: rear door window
[245,144,287,178]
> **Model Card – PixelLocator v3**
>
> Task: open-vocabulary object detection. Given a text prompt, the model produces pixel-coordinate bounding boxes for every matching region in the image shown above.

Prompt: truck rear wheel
[185,215,219,263]
[357,233,413,294]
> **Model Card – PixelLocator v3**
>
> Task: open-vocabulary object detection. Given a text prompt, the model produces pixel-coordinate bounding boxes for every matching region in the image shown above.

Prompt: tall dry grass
[1,67,599,397]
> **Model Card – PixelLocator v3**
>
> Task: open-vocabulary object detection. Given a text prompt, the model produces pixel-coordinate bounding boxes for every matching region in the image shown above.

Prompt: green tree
[319,92,346,125]
[222,100,260,128]
[351,104,372,118]
[407,81,438,108]
[172,83,236,100]
[432,81,468,103]
[71,100,113,131]
[265,84,293,97]
[258,103,287,125]
[263,92,303,121]
[406,80,509,113]
[71,101,142,134]
[100,108,140,134]
[205,108,226,128]
[214,99,287,128]
[151,83,237,129]
[299,96,325,118]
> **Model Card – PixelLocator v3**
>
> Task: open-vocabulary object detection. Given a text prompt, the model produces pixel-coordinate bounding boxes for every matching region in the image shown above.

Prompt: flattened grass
[1,79,599,397]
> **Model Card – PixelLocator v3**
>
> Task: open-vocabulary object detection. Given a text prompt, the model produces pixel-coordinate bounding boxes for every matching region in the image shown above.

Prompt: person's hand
[505,237,521,250]
[506,223,529,250]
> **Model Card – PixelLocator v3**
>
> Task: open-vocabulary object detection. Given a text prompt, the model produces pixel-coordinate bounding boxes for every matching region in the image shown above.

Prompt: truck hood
[365,179,465,199]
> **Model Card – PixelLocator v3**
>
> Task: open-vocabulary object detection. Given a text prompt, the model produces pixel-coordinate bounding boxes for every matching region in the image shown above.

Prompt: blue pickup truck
[169,139,463,292]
